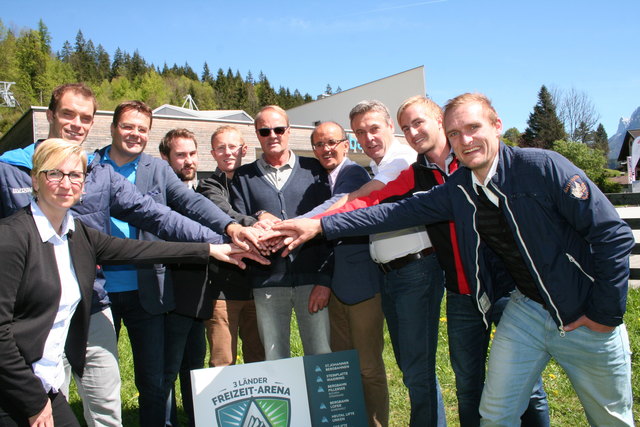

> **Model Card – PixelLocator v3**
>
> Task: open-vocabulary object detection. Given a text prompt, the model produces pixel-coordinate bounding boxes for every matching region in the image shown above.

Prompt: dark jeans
[164,312,206,427]
[446,292,550,427]
[110,290,165,427]
[381,253,446,427]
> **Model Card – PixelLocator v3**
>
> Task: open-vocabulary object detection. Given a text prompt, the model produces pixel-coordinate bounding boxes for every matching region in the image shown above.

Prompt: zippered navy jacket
[0,142,224,312]
[322,143,634,329]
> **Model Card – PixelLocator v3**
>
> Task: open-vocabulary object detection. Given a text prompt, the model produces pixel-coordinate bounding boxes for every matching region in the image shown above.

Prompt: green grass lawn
[69,289,640,426]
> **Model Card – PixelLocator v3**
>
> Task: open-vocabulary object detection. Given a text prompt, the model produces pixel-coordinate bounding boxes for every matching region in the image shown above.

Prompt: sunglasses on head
[257,126,288,137]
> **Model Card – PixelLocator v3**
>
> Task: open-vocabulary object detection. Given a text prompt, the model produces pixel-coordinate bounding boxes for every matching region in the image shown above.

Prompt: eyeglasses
[213,144,244,155]
[42,169,85,184]
[312,138,348,150]
[257,126,288,137]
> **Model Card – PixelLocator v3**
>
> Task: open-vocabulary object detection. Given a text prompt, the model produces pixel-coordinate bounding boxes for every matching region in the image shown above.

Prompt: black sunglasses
[257,126,288,137]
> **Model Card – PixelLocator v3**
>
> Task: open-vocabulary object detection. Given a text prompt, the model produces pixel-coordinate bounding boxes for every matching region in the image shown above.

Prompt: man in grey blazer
[307,121,389,426]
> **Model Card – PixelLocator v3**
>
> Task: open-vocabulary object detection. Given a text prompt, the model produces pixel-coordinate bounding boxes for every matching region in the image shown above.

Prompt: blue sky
[4,0,639,137]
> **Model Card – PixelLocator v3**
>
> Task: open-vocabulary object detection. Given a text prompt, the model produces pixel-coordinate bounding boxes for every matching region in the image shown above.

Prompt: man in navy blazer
[97,101,262,427]
[306,121,388,426]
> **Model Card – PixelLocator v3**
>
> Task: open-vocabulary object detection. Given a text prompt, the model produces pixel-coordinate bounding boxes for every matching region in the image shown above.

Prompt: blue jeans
[164,312,206,427]
[480,291,633,426]
[447,292,549,427]
[253,285,331,360]
[110,291,165,427]
[381,253,446,427]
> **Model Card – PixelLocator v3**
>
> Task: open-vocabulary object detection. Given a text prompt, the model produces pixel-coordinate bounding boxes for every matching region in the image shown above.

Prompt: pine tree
[58,41,72,63]
[591,123,609,158]
[36,20,51,54]
[127,50,147,81]
[71,30,89,81]
[521,85,566,149]
[574,121,591,144]
[201,62,213,84]
[111,48,125,79]
[182,62,197,80]
[95,44,110,81]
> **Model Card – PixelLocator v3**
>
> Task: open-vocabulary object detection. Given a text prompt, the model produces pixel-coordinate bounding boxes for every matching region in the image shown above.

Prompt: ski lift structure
[0,82,21,110]
[181,94,199,111]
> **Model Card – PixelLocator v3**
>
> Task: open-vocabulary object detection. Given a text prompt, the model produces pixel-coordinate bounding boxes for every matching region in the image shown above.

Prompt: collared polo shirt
[256,151,296,190]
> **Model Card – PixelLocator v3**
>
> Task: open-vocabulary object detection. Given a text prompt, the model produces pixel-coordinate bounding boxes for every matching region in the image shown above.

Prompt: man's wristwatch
[253,210,268,219]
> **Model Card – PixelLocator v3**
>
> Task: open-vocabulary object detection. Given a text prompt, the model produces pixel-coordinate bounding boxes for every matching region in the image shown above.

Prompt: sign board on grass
[191,350,367,427]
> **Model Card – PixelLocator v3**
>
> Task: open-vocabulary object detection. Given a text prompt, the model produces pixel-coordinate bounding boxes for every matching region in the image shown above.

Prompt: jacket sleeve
[104,165,224,244]
[546,153,634,326]
[81,222,212,266]
[315,166,417,219]
[160,162,236,233]
[301,194,346,219]
[301,163,373,218]
[196,177,257,226]
[0,223,49,418]
[322,182,454,240]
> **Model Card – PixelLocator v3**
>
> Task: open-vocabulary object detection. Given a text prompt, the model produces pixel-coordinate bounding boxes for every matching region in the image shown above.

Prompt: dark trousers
[164,312,206,427]
[110,290,166,427]
[0,392,79,427]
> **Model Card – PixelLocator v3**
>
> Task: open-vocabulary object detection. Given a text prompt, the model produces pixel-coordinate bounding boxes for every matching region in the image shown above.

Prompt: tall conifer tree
[521,85,566,149]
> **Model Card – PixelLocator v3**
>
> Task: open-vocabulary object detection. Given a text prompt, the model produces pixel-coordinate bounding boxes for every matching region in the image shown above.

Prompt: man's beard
[177,169,196,181]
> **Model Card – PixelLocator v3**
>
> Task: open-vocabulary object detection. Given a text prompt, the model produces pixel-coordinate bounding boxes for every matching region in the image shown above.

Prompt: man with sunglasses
[230,105,333,360]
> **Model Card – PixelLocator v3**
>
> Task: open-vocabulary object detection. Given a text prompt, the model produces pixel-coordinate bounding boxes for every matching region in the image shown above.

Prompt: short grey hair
[349,100,392,126]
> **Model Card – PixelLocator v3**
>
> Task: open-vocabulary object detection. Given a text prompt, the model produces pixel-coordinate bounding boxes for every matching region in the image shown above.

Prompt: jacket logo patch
[11,187,32,194]
[563,175,589,200]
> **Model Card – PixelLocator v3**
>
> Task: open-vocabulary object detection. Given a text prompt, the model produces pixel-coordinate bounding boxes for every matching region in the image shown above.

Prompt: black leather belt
[378,247,435,274]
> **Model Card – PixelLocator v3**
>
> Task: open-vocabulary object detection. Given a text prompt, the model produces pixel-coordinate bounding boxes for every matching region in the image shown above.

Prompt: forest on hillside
[0,19,316,136]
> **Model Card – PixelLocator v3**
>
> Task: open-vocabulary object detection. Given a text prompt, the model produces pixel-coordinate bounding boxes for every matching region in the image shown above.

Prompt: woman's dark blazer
[0,207,210,418]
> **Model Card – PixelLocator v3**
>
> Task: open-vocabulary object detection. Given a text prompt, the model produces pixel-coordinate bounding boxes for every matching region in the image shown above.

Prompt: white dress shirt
[30,201,81,393]
[367,140,433,263]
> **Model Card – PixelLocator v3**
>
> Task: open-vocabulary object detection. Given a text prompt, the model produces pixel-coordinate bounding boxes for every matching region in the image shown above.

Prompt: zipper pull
[558,327,565,337]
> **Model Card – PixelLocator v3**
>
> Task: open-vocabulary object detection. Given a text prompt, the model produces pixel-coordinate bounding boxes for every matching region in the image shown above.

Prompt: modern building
[286,66,425,131]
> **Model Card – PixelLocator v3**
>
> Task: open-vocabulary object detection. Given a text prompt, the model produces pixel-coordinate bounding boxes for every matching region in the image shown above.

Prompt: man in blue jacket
[99,100,261,427]
[269,93,634,426]
[0,84,234,427]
